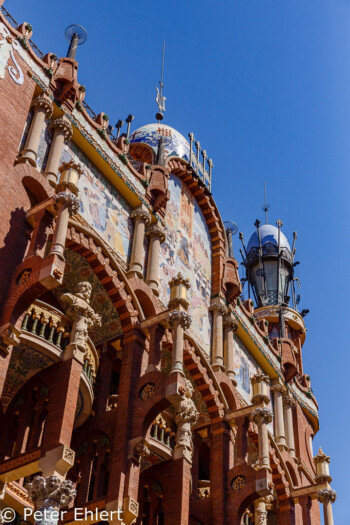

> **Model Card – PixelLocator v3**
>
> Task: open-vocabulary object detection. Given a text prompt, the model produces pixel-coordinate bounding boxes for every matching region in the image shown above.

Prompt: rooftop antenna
[262,182,270,224]
[155,41,166,122]
[65,24,87,60]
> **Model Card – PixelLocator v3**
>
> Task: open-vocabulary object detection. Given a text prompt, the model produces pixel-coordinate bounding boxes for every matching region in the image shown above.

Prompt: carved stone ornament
[317,488,337,504]
[50,116,73,141]
[223,314,238,331]
[231,475,246,492]
[256,507,268,525]
[314,447,330,465]
[59,160,84,177]
[283,394,296,409]
[54,191,80,215]
[270,383,286,394]
[0,327,19,352]
[168,310,192,330]
[209,302,227,316]
[168,272,190,290]
[174,380,199,453]
[0,23,24,85]
[32,93,53,119]
[27,475,76,509]
[251,369,270,386]
[251,407,273,426]
[61,282,101,348]
[146,223,166,243]
[133,441,150,464]
[131,206,151,226]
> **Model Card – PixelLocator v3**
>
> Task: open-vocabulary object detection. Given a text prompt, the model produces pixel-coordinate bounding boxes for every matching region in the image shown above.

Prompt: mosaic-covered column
[317,488,337,525]
[168,310,191,376]
[44,116,73,186]
[223,314,238,384]
[210,301,226,371]
[251,407,273,471]
[49,161,83,261]
[283,394,296,457]
[145,222,166,295]
[271,382,287,449]
[19,93,53,167]
[27,475,76,525]
[128,205,151,277]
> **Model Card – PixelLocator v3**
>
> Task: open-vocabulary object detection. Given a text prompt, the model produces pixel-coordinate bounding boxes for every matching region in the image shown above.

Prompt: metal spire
[155,41,166,122]
[65,24,87,60]
[262,182,270,224]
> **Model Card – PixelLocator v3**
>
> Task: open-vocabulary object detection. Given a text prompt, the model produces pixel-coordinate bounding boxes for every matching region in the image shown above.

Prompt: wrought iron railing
[0,6,45,60]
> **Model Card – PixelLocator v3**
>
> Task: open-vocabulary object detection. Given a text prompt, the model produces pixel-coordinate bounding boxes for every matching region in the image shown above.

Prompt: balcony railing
[150,416,176,450]
[21,301,98,386]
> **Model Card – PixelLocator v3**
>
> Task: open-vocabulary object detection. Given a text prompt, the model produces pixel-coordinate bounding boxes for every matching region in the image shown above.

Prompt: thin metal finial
[155,41,166,122]
[262,182,270,224]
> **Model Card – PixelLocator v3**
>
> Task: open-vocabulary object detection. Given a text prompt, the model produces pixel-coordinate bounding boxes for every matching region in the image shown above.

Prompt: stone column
[173,379,199,463]
[27,475,76,525]
[44,117,73,186]
[254,498,268,525]
[271,383,287,449]
[49,161,83,261]
[223,314,238,384]
[19,93,53,167]
[168,310,191,375]
[210,302,226,371]
[128,206,151,277]
[251,407,273,471]
[283,394,296,457]
[317,488,337,525]
[145,223,165,295]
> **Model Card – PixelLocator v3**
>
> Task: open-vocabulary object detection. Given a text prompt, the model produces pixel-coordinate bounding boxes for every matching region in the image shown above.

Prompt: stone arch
[13,163,54,203]
[286,460,299,488]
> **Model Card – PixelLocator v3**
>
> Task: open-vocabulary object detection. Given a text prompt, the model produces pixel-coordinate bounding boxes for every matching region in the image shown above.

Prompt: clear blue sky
[6,0,350,522]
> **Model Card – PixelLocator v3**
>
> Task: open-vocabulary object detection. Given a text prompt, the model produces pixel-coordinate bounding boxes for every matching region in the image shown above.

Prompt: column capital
[131,205,151,226]
[210,301,227,316]
[317,488,337,504]
[283,394,297,408]
[27,475,76,509]
[223,314,238,331]
[251,407,273,426]
[271,382,287,394]
[50,116,73,141]
[54,191,80,215]
[32,93,53,119]
[168,309,192,330]
[146,222,166,243]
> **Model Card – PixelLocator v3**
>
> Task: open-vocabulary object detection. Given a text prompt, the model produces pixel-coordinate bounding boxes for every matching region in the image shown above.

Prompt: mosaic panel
[233,334,259,403]
[60,141,133,263]
[158,175,212,354]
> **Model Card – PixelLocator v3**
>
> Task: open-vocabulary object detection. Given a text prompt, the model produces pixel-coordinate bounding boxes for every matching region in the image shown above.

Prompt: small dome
[129,123,190,161]
[247,224,291,254]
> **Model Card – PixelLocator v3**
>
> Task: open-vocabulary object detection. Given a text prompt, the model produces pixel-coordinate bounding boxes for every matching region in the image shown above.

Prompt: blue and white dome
[247,224,291,254]
[129,123,190,161]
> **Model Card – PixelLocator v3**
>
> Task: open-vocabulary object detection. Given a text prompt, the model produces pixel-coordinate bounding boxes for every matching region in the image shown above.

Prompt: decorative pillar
[168,310,191,375]
[251,369,270,405]
[27,475,76,525]
[313,447,332,483]
[251,407,273,471]
[168,273,191,309]
[173,379,199,463]
[49,161,83,261]
[128,206,151,277]
[283,394,296,457]
[19,93,53,166]
[210,301,227,371]
[271,382,287,449]
[223,314,238,384]
[317,488,337,525]
[44,117,73,186]
[145,222,166,295]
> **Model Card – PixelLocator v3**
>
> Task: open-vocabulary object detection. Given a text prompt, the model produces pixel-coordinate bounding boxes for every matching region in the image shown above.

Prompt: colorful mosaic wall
[159,175,212,354]
[60,142,133,263]
[233,334,259,403]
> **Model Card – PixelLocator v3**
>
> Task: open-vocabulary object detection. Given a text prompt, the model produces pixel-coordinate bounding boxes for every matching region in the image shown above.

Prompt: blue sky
[6,0,350,522]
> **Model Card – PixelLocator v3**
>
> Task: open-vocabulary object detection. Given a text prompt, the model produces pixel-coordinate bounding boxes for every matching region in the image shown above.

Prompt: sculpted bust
[61,282,101,348]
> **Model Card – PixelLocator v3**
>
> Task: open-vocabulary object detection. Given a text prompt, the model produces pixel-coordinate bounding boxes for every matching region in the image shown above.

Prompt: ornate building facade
[0,2,336,524]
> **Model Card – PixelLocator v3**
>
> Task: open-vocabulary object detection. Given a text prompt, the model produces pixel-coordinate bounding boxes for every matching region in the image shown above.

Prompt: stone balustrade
[150,415,176,450]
